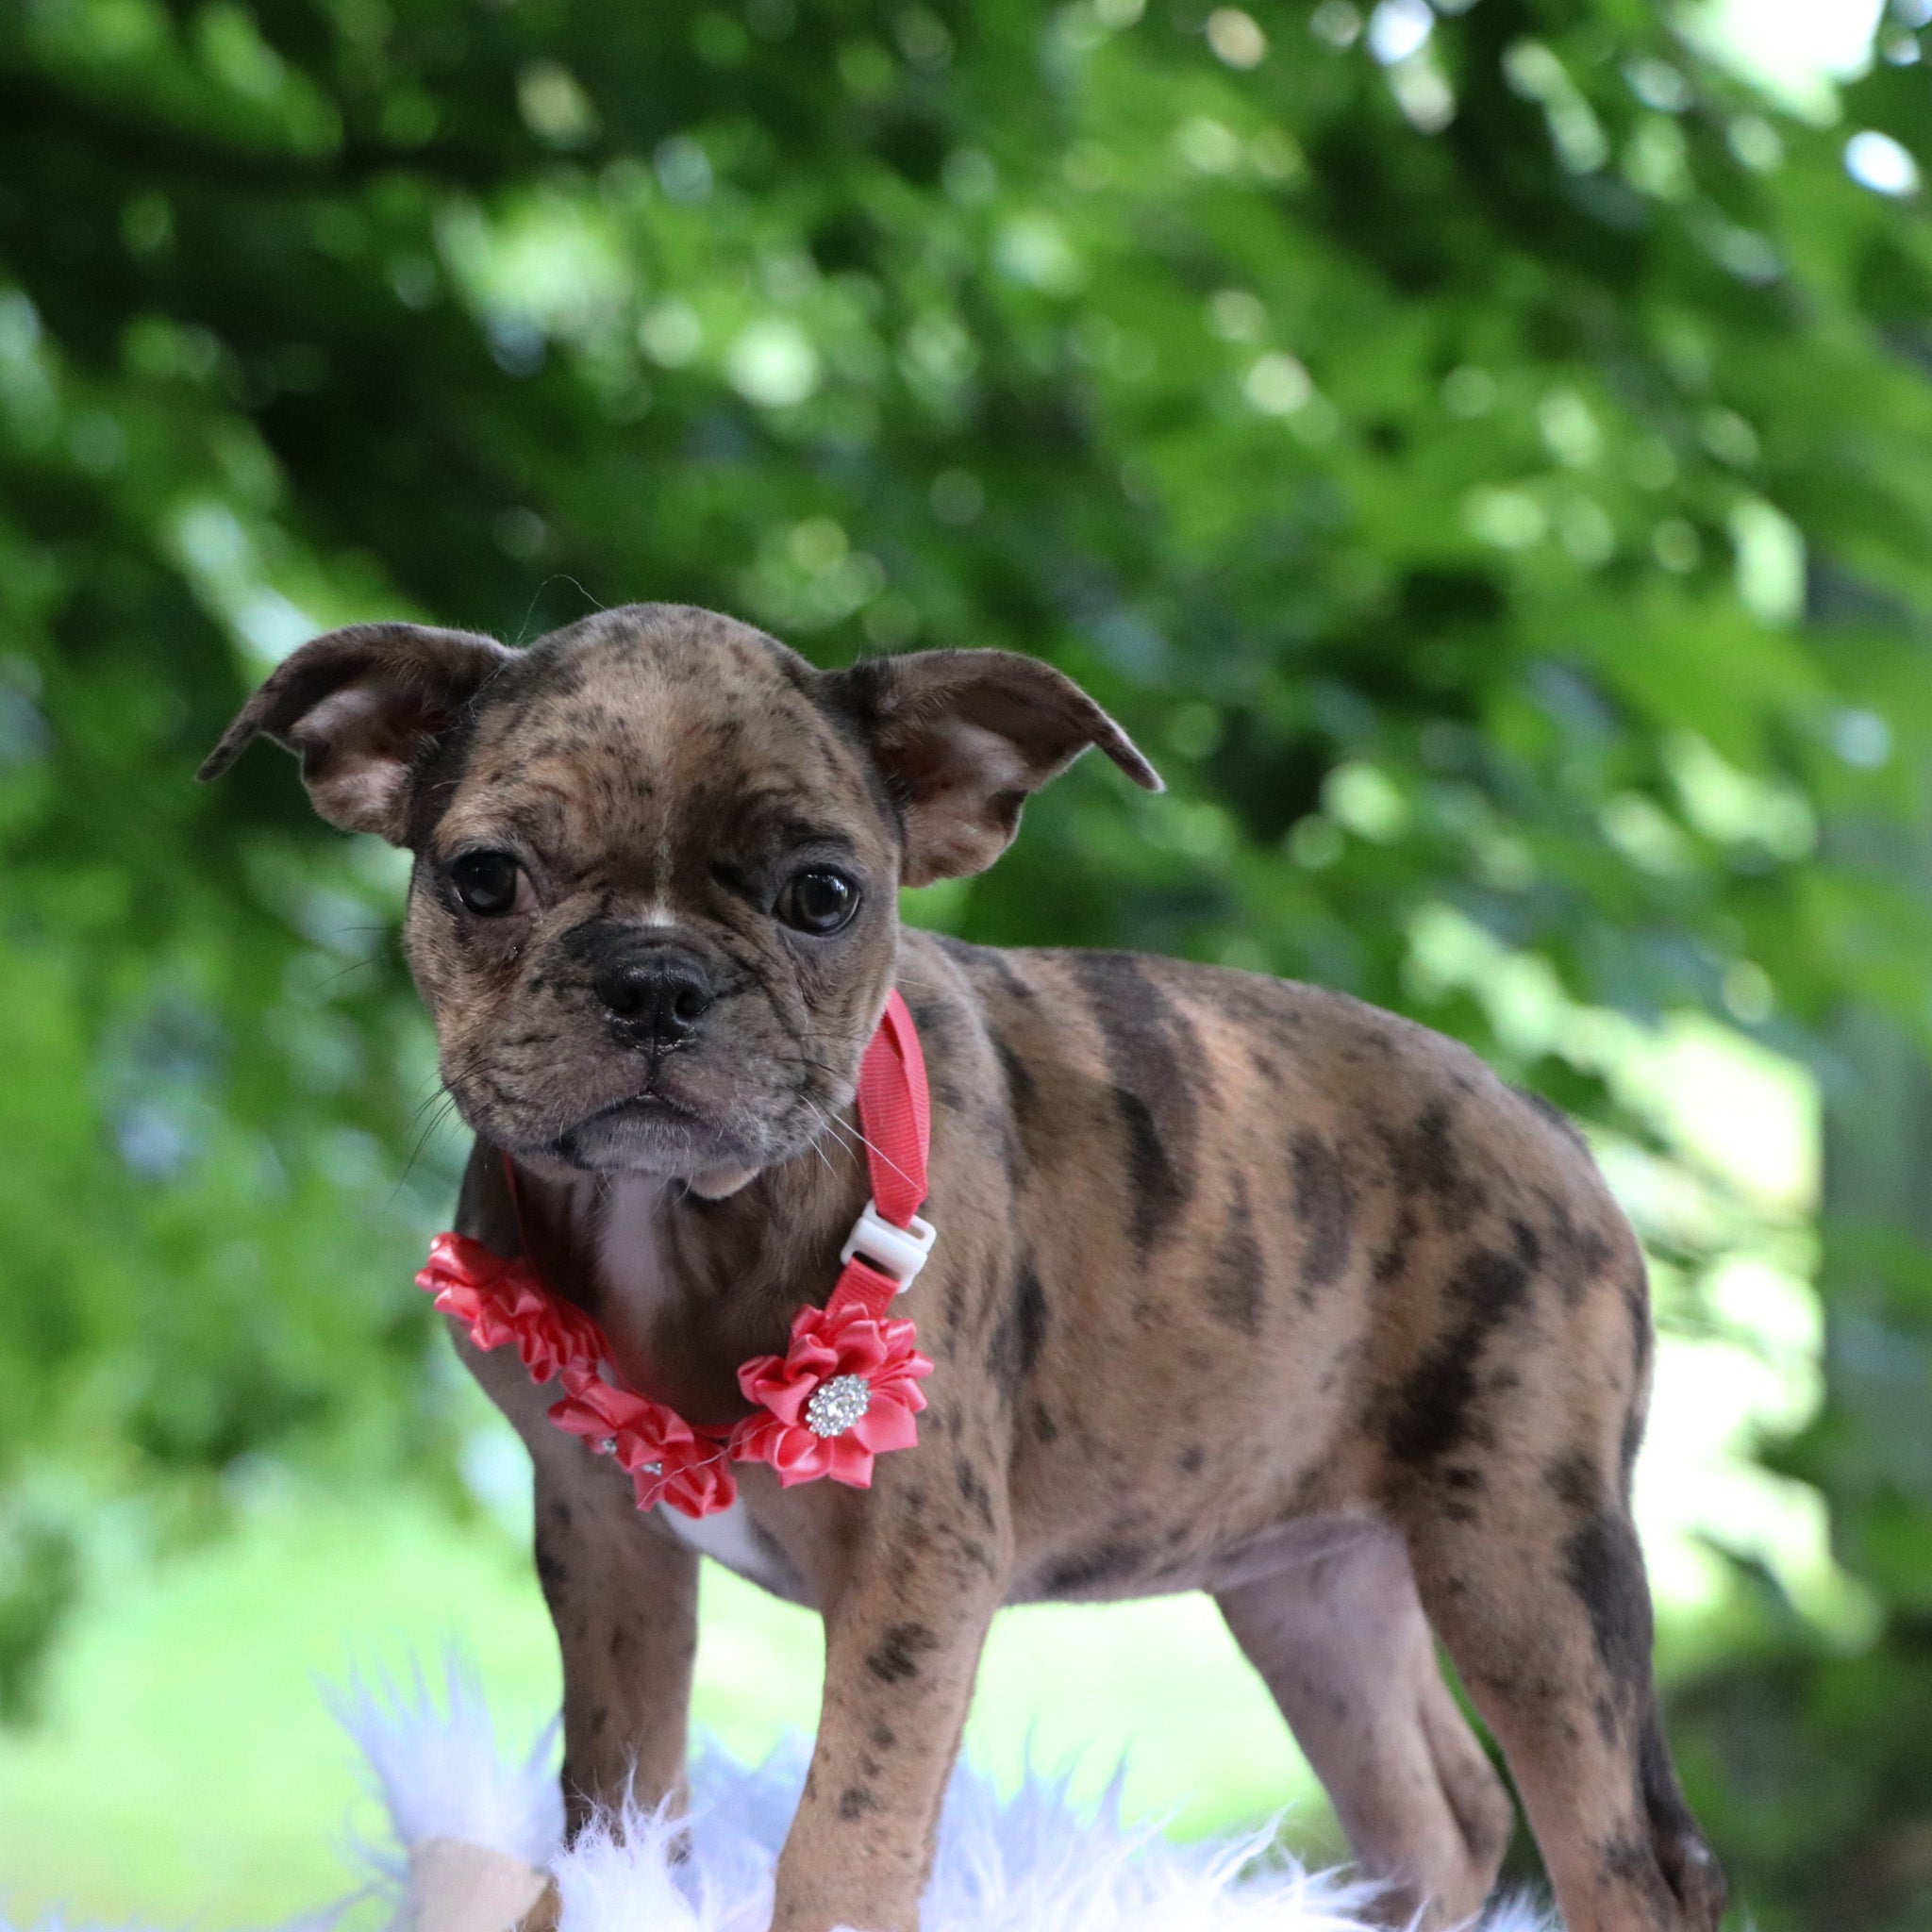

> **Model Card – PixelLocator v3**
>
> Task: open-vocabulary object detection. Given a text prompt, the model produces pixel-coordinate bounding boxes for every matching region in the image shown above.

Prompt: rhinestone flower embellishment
[805,1374,873,1438]
[735,1304,933,1490]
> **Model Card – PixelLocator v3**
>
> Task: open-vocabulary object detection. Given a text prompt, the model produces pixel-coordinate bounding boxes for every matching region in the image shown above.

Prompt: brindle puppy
[202,604,1724,1932]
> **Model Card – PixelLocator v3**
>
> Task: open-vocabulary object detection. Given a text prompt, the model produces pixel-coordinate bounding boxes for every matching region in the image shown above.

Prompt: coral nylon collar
[416,990,936,1519]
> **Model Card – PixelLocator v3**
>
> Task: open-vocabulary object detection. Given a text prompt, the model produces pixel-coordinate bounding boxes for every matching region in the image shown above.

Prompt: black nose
[593,951,716,1047]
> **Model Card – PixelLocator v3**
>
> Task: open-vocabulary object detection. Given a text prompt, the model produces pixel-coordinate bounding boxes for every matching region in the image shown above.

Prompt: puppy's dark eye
[775,868,859,935]
[449,850,525,917]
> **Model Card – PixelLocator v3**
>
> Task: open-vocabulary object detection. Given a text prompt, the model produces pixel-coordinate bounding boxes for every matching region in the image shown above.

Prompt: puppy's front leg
[772,1531,1005,1932]
[461,1328,701,1830]
[532,1454,700,1831]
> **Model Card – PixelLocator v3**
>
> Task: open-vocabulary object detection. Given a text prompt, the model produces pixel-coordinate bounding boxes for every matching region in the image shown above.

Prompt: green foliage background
[3,0,1931,1923]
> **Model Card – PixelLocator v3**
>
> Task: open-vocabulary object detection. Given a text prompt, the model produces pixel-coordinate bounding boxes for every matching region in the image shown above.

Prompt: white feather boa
[333,1662,1555,1932]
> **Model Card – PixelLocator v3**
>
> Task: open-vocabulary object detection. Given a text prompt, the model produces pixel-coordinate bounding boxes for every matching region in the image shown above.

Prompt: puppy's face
[202,603,1157,1189]
[405,613,900,1180]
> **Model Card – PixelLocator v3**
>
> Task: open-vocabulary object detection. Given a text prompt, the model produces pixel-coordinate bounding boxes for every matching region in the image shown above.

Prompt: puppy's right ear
[196,622,513,842]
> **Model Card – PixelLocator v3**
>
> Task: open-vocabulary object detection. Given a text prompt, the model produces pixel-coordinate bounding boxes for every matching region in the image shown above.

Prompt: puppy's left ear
[828,648,1161,885]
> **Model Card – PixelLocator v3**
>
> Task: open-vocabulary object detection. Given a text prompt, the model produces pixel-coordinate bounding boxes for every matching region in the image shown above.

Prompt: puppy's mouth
[549,1088,751,1174]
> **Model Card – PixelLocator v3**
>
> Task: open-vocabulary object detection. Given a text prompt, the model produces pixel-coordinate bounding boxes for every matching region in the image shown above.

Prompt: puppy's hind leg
[1399,1459,1724,1932]
[1216,1524,1514,1929]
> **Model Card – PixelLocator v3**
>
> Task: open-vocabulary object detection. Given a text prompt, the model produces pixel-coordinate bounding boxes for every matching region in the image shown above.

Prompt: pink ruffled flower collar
[416,991,936,1519]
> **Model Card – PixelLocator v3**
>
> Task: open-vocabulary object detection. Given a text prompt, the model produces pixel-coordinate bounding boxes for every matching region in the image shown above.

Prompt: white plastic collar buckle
[841,1200,938,1292]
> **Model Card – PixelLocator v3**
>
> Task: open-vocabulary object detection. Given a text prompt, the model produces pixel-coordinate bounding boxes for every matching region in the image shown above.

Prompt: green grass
[0,1485,1328,1927]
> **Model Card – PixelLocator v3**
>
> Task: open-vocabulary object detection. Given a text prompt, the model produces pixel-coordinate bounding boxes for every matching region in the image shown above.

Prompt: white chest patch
[655,1494,781,1585]
[593,1180,673,1339]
